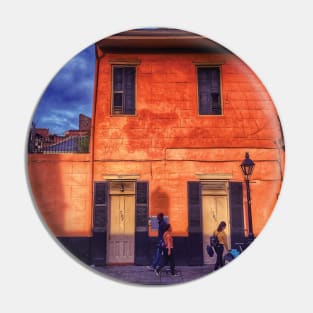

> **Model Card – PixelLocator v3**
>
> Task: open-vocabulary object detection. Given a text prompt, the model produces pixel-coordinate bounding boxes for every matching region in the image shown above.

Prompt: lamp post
[240,152,255,243]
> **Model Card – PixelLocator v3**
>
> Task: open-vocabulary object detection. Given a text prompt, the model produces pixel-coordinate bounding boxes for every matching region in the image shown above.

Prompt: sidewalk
[90,265,215,286]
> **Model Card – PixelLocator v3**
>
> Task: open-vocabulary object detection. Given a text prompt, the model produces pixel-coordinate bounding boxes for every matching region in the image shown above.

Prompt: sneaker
[146,265,155,271]
[155,269,160,277]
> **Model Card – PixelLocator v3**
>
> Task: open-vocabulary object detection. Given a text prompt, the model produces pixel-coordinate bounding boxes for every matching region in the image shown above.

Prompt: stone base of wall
[57,236,199,267]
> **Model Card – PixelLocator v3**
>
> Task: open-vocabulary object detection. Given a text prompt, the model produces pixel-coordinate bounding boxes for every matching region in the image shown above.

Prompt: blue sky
[32,44,96,135]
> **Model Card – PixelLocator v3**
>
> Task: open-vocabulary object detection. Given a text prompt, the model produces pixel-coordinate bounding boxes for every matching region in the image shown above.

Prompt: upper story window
[197,66,222,115]
[112,66,136,115]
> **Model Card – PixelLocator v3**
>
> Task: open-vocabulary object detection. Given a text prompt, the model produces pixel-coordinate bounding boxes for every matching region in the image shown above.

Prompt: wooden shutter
[113,67,123,113]
[229,182,245,247]
[197,67,221,115]
[210,68,221,114]
[134,181,149,265]
[124,67,135,114]
[112,66,135,114]
[187,182,203,265]
[91,182,108,266]
[198,68,210,115]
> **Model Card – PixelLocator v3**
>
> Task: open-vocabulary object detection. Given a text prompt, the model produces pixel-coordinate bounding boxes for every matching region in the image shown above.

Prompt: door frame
[106,179,136,264]
[200,179,230,264]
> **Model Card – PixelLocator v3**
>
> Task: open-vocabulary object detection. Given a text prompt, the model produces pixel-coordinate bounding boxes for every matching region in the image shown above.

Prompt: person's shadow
[151,186,170,216]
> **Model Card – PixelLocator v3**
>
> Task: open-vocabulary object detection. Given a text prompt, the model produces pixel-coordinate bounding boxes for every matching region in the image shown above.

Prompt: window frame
[196,65,223,116]
[111,64,138,116]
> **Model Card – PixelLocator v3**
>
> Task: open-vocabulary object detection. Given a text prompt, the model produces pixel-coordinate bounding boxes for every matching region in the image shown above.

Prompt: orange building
[28,28,285,267]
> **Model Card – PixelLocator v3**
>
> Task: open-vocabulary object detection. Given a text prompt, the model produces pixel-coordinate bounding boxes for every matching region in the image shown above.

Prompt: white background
[1,1,312,312]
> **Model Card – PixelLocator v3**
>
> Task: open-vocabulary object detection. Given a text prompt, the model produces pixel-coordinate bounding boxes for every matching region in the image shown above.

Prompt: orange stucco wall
[28,154,93,237]
[27,50,285,239]
[93,51,285,237]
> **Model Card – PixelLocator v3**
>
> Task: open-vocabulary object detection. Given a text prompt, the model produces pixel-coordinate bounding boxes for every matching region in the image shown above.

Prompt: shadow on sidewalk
[89,265,215,286]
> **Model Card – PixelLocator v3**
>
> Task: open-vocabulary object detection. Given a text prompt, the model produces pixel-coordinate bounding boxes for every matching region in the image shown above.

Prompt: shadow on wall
[151,186,170,216]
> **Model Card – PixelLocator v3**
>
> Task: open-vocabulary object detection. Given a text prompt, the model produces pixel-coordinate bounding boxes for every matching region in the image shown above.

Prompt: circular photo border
[27,27,285,286]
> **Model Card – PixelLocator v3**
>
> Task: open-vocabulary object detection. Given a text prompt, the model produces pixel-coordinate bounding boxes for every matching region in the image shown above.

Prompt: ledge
[102,174,140,181]
[196,173,233,180]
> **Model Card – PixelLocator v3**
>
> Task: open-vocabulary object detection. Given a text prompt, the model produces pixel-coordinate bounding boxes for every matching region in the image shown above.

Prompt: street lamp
[240,152,255,243]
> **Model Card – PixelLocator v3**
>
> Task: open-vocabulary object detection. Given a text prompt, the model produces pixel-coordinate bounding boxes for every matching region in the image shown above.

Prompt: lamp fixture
[240,152,255,243]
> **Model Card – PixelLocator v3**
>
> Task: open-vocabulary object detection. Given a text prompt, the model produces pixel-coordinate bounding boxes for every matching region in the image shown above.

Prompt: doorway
[201,181,230,265]
[107,181,135,264]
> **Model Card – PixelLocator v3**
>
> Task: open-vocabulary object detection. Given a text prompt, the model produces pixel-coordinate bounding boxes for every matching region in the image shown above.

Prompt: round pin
[27,27,285,286]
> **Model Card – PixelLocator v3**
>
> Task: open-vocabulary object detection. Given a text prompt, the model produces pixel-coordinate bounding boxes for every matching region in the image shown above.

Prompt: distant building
[79,114,91,131]
[28,114,91,153]
[64,114,92,136]
[32,128,49,138]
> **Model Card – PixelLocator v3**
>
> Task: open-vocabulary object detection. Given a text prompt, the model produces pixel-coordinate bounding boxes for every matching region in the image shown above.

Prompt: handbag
[206,244,214,257]
[210,235,219,247]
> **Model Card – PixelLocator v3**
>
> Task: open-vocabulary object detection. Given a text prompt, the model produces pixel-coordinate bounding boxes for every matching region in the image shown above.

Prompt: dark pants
[151,245,162,268]
[214,244,224,270]
[157,248,175,274]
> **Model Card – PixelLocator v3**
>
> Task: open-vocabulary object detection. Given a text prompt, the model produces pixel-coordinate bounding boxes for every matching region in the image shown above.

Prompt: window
[197,66,222,115]
[112,66,136,115]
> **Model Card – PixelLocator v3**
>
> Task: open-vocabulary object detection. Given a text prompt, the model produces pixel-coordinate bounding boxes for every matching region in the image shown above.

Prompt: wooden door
[202,194,230,265]
[107,194,135,264]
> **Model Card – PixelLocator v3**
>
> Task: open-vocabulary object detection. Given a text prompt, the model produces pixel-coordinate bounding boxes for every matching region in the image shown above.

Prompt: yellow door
[202,195,230,265]
[107,194,135,264]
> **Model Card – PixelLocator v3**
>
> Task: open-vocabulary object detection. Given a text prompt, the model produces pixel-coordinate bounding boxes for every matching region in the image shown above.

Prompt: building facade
[28,29,285,266]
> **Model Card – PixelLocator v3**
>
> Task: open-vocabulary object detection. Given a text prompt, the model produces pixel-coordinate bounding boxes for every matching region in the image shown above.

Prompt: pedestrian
[155,224,178,276]
[213,221,229,271]
[147,212,168,271]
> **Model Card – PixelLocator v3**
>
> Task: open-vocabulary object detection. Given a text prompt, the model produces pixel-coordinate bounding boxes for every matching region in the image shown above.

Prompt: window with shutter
[112,66,136,115]
[197,66,222,115]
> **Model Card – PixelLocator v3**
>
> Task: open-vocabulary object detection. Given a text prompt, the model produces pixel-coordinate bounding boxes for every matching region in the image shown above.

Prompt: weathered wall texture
[93,52,285,236]
[28,154,93,237]
[27,51,285,239]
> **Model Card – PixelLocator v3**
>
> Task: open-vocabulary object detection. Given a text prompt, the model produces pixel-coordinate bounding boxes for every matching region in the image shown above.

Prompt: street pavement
[89,264,216,286]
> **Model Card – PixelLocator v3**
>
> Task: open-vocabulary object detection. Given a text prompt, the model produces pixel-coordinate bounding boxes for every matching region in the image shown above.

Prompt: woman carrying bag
[213,221,229,271]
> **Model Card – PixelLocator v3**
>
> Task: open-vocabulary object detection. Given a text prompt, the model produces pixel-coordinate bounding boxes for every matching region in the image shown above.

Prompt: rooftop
[96,28,229,54]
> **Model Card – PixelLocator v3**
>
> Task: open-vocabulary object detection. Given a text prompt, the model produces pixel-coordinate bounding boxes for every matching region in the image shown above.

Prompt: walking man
[147,212,167,270]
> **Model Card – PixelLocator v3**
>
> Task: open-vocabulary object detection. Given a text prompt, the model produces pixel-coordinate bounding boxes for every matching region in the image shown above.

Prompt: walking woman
[155,224,178,276]
[213,221,229,271]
